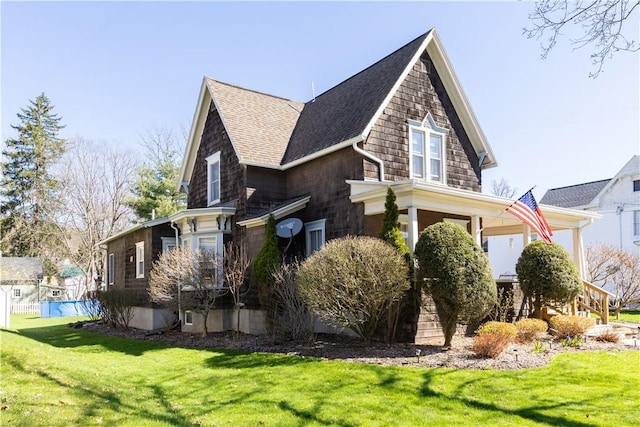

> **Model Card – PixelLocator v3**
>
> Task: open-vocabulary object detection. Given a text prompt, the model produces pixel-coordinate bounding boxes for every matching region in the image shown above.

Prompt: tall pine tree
[1,93,67,274]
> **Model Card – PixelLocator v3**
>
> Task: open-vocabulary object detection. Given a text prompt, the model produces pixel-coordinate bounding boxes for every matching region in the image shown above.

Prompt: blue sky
[2,1,638,199]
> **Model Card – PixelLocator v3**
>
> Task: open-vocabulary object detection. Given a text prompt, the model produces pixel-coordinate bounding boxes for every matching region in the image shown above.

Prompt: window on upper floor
[13,288,21,298]
[634,180,640,192]
[135,242,145,278]
[305,219,326,256]
[408,113,448,184]
[206,152,221,206]
[634,210,640,237]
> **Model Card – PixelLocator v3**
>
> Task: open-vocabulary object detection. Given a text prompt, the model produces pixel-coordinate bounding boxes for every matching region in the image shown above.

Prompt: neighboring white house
[487,155,640,278]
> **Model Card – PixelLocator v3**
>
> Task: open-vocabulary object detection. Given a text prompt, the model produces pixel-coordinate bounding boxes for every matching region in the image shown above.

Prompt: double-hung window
[135,242,144,278]
[305,219,326,256]
[634,210,640,237]
[206,152,221,206]
[408,113,448,184]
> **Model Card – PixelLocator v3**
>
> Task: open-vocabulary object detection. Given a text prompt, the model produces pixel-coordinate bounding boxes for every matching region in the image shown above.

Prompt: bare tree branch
[524,0,639,77]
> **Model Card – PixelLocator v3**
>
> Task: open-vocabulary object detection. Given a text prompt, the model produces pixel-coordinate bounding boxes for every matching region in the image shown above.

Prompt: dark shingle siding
[541,179,611,208]
[281,32,431,164]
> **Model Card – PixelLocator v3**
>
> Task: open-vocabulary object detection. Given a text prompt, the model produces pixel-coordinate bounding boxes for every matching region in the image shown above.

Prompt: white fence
[11,302,40,315]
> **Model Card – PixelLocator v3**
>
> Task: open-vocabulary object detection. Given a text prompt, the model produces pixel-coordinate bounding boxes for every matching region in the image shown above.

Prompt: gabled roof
[282,32,430,163]
[207,79,304,166]
[0,257,43,281]
[178,29,497,189]
[97,217,172,246]
[541,179,611,208]
[541,155,640,208]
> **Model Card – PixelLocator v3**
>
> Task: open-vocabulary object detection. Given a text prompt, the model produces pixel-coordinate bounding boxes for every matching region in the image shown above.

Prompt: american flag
[505,190,553,243]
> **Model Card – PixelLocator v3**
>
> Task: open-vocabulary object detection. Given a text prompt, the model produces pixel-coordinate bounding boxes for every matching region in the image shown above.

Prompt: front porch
[349,179,611,327]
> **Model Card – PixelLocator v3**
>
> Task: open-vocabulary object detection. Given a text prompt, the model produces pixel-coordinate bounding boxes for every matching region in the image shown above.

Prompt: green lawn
[2,316,639,426]
[615,310,640,324]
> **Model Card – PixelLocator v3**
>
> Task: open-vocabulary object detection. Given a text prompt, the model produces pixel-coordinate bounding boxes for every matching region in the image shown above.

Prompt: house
[0,257,44,310]
[540,155,640,255]
[487,155,640,280]
[104,29,601,338]
[99,217,177,330]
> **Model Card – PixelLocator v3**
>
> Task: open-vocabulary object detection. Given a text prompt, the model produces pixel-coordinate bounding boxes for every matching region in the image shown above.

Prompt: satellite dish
[276,218,303,238]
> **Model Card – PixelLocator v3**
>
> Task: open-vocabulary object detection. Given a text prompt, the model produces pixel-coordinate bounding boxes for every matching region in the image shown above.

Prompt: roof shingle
[540,179,611,208]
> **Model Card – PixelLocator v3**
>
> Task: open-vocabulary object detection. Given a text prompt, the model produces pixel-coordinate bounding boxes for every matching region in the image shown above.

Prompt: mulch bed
[80,321,638,370]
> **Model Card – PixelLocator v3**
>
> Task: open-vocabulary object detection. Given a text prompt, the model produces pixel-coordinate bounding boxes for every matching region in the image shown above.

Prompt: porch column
[572,227,585,278]
[408,206,419,251]
[522,224,531,248]
[471,215,481,246]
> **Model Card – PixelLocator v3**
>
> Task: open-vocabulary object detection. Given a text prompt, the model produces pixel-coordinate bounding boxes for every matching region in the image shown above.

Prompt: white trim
[135,241,145,279]
[161,237,177,253]
[305,219,326,256]
[108,253,115,285]
[633,210,640,237]
[408,113,448,184]
[184,310,193,325]
[237,196,311,228]
[206,152,221,206]
[361,29,497,170]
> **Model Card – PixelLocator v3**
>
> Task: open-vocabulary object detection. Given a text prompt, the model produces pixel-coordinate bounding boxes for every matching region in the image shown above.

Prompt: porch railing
[576,280,610,325]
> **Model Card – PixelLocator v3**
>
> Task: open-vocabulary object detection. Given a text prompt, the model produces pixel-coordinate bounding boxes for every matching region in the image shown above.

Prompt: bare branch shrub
[586,243,640,316]
[297,236,410,346]
[78,290,102,322]
[271,261,313,343]
[97,289,136,330]
[149,246,227,337]
[223,243,251,333]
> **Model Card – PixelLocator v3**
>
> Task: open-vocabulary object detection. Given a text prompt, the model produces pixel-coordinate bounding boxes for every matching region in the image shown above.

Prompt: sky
[2,1,639,200]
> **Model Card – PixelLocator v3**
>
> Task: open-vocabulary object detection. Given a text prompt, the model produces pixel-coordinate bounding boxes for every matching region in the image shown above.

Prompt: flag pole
[505,185,537,210]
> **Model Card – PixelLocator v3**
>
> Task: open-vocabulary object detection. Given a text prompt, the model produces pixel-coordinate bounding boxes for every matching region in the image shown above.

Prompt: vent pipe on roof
[352,139,385,182]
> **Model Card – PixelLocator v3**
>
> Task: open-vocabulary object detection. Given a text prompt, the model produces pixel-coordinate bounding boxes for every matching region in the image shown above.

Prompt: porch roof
[347,180,600,236]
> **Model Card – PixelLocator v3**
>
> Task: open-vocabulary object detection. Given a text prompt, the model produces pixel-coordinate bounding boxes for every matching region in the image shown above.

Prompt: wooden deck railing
[576,280,610,325]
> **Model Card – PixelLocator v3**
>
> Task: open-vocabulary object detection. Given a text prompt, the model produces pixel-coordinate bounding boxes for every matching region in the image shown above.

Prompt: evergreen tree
[126,126,186,221]
[379,186,410,262]
[253,213,282,312]
[1,94,67,272]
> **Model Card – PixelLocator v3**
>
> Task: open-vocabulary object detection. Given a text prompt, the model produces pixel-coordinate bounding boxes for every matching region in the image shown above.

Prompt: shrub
[97,289,136,330]
[297,236,410,346]
[476,321,518,342]
[549,315,595,338]
[594,328,620,343]
[515,318,548,343]
[515,240,582,318]
[270,261,313,343]
[471,334,510,358]
[415,222,496,347]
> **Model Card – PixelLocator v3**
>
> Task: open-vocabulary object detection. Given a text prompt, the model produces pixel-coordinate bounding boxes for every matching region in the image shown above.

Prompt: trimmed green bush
[515,240,582,318]
[415,222,496,347]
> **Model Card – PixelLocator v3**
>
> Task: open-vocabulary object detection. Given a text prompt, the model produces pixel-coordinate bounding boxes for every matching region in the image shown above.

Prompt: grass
[2,315,639,426]
[615,310,640,324]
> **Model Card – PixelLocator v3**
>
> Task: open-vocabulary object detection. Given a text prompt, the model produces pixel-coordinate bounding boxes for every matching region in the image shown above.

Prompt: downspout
[171,221,180,248]
[170,221,182,324]
[352,139,385,181]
